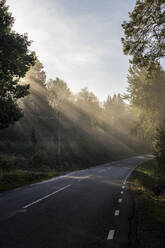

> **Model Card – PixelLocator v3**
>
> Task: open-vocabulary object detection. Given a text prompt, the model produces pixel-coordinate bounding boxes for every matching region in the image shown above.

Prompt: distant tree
[47,78,71,109]
[25,59,46,87]
[0,0,35,129]
[121,0,165,69]
[77,87,100,108]
[76,88,100,114]
[47,78,71,157]
[104,94,126,125]
[21,59,50,117]
[76,87,101,127]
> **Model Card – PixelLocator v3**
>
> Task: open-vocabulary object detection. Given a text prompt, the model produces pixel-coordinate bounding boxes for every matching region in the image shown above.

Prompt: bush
[153,121,165,179]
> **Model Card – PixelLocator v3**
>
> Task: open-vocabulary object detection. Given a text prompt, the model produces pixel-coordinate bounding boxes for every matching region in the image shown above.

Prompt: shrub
[153,121,165,179]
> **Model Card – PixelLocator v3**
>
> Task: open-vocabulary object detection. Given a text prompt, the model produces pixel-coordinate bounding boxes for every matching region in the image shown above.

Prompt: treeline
[1,0,159,173]
[0,59,149,171]
[122,0,165,179]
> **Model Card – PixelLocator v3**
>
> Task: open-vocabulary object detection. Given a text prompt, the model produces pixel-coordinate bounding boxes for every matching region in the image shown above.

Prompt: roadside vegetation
[0,169,60,192]
[130,160,165,248]
[122,1,165,247]
[0,0,165,203]
[0,1,151,192]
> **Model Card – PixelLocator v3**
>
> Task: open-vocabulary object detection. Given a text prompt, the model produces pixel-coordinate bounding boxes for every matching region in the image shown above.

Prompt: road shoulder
[129,160,165,248]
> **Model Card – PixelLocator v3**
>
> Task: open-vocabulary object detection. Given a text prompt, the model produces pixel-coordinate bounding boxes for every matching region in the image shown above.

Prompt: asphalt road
[0,155,153,248]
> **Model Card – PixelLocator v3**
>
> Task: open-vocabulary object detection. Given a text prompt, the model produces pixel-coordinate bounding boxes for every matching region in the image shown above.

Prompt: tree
[153,121,165,177]
[76,87,101,128]
[25,59,46,87]
[47,78,71,157]
[22,58,48,116]
[104,94,126,124]
[0,0,35,129]
[121,0,165,68]
[122,0,165,142]
[47,77,71,109]
[125,64,165,138]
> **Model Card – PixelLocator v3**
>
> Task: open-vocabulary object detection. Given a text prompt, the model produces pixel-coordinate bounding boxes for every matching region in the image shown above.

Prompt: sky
[7,0,136,101]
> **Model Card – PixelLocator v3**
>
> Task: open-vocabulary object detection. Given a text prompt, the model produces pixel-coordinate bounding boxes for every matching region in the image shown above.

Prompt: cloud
[7,0,135,101]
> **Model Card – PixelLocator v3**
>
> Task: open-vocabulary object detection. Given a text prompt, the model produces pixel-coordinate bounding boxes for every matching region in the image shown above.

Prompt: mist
[0,59,150,172]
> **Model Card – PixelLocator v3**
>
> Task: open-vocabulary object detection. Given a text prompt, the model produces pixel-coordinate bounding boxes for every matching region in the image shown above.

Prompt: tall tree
[104,94,126,124]
[47,78,71,157]
[121,0,165,69]
[22,58,48,116]
[125,62,165,138]
[76,87,101,128]
[47,78,71,109]
[122,0,165,136]
[0,0,35,129]
[25,59,46,87]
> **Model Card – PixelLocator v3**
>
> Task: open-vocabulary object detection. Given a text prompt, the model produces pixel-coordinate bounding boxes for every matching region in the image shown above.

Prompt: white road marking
[122,185,125,189]
[123,166,137,185]
[121,191,124,194]
[107,230,115,240]
[23,184,71,209]
[114,210,120,216]
[118,198,122,203]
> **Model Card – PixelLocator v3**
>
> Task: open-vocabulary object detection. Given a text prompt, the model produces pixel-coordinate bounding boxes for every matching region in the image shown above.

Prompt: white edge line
[23,184,71,209]
[114,210,120,216]
[123,166,136,185]
[107,230,115,240]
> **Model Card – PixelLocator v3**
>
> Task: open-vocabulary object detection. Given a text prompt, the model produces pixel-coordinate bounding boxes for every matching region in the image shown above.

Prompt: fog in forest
[0,59,150,171]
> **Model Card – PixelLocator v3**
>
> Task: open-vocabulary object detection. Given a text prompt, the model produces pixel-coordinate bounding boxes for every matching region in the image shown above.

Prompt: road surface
[0,155,152,248]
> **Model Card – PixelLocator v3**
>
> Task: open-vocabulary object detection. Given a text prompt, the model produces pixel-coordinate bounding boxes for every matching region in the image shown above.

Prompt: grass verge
[130,160,165,248]
[0,170,60,192]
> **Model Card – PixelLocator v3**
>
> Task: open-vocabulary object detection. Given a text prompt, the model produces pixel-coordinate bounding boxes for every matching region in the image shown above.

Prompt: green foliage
[76,87,101,127]
[0,57,149,172]
[134,160,164,193]
[126,64,165,138]
[0,98,23,129]
[47,77,71,109]
[122,0,165,168]
[0,0,35,129]
[121,0,165,68]
[104,94,126,125]
[153,121,165,177]
[0,170,59,192]
[26,59,46,86]
[131,160,165,248]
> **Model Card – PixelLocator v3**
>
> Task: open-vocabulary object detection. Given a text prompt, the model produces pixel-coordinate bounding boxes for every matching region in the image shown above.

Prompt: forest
[0,57,150,172]
[0,0,165,247]
[0,0,164,183]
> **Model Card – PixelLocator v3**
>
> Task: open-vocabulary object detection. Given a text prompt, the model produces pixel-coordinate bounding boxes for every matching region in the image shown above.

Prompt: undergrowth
[130,160,165,248]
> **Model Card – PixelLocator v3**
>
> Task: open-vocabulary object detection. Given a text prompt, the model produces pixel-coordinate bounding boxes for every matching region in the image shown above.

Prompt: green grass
[0,170,60,192]
[130,160,165,248]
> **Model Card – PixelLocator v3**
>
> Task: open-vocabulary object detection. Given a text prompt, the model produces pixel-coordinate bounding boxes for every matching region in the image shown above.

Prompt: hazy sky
[8,0,136,101]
